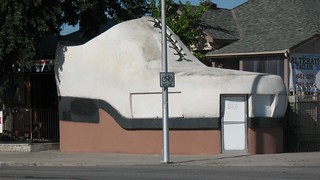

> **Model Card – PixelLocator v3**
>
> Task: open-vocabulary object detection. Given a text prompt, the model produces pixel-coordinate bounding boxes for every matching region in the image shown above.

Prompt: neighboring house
[199,0,320,94]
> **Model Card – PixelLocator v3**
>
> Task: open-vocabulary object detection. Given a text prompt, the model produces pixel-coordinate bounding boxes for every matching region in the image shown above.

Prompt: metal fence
[0,108,59,143]
[285,96,320,152]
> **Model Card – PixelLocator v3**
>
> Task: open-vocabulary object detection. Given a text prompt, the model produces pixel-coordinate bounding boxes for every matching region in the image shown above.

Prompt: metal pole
[161,0,171,164]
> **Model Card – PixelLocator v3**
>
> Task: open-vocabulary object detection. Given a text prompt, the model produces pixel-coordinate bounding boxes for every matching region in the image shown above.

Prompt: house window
[243,56,284,79]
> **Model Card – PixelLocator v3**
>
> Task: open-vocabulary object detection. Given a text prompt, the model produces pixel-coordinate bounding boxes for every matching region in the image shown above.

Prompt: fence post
[0,111,3,134]
[29,109,33,145]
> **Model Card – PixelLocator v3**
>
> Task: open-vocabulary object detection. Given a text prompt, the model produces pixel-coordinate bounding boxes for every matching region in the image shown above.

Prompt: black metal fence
[0,108,59,143]
[284,97,320,152]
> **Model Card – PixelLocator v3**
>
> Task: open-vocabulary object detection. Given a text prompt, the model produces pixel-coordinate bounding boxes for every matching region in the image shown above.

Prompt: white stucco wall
[55,16,287,119]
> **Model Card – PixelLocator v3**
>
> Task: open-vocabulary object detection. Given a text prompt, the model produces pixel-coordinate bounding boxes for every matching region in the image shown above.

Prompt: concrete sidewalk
[1,150,320,167]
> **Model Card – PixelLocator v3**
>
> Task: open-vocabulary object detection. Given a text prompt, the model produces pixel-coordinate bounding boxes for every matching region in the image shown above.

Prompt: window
[243,56,284,79]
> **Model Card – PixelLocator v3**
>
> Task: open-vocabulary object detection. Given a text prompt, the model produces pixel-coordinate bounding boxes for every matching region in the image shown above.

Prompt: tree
[149,0,208,58]
[61,0,150,37]
[0,1,62,99]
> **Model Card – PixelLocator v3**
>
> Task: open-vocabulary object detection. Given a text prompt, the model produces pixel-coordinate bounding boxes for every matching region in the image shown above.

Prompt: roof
[204,0,320,57]
[200,8,239,40]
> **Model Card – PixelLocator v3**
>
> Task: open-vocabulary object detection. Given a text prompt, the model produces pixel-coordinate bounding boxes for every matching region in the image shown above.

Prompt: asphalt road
[0,165,319,180]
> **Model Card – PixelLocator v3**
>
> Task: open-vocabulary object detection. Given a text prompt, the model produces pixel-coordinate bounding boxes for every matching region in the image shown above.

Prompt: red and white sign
[0,111,3,133]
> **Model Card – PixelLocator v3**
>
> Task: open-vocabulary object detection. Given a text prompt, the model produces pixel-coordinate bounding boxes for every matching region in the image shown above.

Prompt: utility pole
[160,0,171,164]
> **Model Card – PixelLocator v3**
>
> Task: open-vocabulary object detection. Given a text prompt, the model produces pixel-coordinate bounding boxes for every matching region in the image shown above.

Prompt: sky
[60,0,247,35]
[181,0,247,9]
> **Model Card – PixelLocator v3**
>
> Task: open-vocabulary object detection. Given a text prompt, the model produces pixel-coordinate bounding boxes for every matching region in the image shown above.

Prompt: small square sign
[160,72,175,87]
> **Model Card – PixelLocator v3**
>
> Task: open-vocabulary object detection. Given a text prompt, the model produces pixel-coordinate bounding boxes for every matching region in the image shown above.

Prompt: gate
[285,97,320,152]
[0,108,59,143]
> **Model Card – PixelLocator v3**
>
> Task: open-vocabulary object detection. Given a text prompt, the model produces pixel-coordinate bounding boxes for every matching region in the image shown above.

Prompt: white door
[221,96,247,152]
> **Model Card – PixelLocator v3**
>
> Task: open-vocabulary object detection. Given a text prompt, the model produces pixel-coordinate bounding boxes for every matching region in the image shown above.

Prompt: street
[0,165,319,180]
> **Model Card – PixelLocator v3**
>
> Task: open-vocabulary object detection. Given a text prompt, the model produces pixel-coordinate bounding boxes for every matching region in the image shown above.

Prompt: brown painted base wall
[60,109,221,155]
[248,127,283,154]
[60,109,283,155]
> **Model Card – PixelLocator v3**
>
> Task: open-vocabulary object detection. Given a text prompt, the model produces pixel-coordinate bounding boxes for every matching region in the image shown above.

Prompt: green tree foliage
[0,1,61,66]
[150,0,208,50]
[0,1,62,97]
[61,0,149,37]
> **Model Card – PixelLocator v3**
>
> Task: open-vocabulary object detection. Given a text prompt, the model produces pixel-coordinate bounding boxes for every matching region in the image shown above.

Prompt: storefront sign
[0,111,3,133]
[289,53,320,92]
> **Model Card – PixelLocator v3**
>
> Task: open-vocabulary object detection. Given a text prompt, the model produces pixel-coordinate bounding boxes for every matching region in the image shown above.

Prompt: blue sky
[60,0,247,35]
[181,0,247,9]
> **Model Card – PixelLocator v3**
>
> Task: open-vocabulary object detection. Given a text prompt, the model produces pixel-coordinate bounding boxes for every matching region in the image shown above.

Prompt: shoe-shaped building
[55,17,287,155]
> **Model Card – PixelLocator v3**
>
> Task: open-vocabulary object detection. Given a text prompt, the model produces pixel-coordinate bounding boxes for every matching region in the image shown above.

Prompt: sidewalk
[1,150,320,167]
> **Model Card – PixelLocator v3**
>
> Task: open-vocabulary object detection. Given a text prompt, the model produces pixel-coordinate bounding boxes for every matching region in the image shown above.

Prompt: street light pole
[161,0,171,164]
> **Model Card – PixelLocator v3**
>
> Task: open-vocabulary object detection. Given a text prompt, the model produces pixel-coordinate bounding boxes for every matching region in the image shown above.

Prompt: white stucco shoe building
[55,17,287,154]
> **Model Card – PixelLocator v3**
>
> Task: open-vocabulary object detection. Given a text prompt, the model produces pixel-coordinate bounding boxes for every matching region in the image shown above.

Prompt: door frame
[220,95,248,153]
